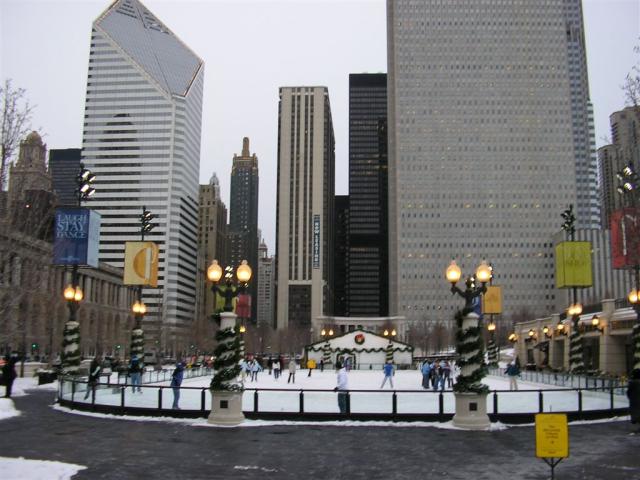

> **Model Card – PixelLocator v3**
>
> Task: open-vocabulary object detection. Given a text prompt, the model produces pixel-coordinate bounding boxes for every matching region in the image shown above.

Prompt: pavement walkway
[1,390,640,479]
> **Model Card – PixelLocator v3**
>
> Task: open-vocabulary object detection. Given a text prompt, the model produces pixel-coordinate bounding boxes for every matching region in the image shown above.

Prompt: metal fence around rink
[57,377,630,424]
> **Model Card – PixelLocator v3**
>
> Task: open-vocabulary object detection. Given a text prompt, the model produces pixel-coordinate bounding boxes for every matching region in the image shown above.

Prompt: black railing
[489,367,628,393]
[57,378,630,424]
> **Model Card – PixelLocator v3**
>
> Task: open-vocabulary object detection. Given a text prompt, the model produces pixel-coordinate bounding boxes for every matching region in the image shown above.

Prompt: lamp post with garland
[445,259,493,429]
[206,259,252,425]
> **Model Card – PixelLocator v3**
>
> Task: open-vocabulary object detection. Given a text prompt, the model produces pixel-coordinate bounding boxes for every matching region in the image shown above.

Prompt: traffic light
[31,343,38,354]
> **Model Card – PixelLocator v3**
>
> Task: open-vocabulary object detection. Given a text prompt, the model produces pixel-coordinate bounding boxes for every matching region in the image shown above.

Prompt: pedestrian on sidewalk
[335,360,349,414]
[505,360,520,391]
[2,355,17,398]
[129,355,143,393]
[84,356,102,400]
[171,362,184,409]
[287,357,297,384]
[380,360,395,389]
[627,369,640,425]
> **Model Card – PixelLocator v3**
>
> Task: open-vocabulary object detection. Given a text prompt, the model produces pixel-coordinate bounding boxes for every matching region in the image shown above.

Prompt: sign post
[535,413,569,479]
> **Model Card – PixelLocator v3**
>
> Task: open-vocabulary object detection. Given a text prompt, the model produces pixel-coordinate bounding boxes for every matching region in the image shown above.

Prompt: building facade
[228,137,259,322]
[598,107,640,226]
[48,148,81,207]
[256,240,274,327]
[387,0,594,322]
[80,0,204,354]
[333,195,349,317]
[196,174,228,324]
[347,73,388,317]
[275,86,335,330]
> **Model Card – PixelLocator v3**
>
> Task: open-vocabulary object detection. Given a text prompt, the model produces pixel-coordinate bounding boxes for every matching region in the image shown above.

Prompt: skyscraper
[81,0,204,353]
[228,137,259,322]
[256,240,275,327]
[48,148,81,206]
[275,87,335,330]
[196,174,228,323]
[348,73,388,316]
[387,0,595,321]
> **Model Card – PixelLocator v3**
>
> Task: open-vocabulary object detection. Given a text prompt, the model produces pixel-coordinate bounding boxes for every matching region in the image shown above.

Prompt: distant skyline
[1,0,638,251]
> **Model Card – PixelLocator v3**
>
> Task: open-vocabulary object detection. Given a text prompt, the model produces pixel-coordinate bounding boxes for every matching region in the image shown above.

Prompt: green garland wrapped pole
[487,336,499,368]
[453,310,489,394]
[322,340,331,365]
[568,304,585,374]
[385,340,394,364]
[633,321,640,373]
[61,320,81,374]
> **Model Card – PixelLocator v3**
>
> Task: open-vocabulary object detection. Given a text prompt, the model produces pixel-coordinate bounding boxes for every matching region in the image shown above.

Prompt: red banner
[610,207,640,269]
[236,293,252,319]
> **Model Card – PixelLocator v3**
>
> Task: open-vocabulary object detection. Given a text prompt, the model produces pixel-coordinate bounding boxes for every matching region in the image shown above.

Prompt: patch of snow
[0,398,21,421]
[0,456,86,480]
[234,465,278,472]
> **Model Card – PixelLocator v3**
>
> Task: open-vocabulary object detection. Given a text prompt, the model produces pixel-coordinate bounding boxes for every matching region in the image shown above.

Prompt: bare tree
[1,79,34,190]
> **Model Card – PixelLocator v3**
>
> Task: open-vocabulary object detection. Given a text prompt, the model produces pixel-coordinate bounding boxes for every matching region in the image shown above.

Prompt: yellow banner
[482,286,502,314]
[123,242,159,287]
[555,241,593,288]
[535,413,569,458]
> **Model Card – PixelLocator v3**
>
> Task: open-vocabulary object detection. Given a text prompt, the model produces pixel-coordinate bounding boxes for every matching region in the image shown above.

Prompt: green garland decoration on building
[453,310,488,394]
[307,345,412,354]
[61,321,81,374]
[130,327,145,358]
[569,317,584,373]
[210,326,242,391]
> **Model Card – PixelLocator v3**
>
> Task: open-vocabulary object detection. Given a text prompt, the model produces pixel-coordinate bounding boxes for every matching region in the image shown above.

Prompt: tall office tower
[196,174,228,322]
[81,0,204,354]
[599,107,640,226]
[348,73,388,316]
[228,137,259,322]
[256,240,274,327]
[387,0,592,321]
[333,195,349,316]
[48,148,81,206]
[275,87,335,330]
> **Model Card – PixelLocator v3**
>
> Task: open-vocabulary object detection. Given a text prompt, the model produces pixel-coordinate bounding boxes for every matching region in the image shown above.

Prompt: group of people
[239,358,263,383]
[420,360,453,391]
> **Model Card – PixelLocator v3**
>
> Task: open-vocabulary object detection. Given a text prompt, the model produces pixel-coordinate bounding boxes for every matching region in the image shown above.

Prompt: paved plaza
[1,389,640,479]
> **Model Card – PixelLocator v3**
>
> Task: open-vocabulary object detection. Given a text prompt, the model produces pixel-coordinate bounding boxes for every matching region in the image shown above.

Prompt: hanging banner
[123,241,159,287]
[610,207,640,269]
[236,293,252,319]
[313,215,321,269]
[53,208,100,267]
[482,286,502,314]
[555,241,593,288]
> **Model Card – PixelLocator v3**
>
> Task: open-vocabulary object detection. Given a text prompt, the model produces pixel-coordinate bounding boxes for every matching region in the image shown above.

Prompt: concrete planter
[452,391,490,430]
[208,390,245,426]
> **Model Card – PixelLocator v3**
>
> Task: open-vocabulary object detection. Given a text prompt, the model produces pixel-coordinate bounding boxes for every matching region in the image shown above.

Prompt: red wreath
[354,333,365,345]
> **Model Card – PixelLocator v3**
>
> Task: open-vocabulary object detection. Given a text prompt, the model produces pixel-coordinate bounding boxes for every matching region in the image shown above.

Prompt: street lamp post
[617,163,640,374]
[61,163,95,373]
[446,260,492,430]
[206,259,252,426]
[130,206,155,360]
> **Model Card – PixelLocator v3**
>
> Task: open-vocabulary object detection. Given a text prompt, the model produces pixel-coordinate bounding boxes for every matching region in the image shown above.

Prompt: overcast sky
[1,0,639,251]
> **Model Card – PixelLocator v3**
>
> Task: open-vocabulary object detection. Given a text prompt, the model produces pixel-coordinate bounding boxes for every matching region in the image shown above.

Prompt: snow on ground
[59,369,629,415]
[0,398,21,420]
[0,457,86,480]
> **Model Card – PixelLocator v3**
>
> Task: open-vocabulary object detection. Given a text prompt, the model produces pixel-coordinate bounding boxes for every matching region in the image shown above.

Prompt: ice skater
[287,357,297,384]
[380,360,395,389]
[505,360,520,391]
[84,356,102,400]
[334,360,349,414]
[171,362,184,409]
[129,355,143,393]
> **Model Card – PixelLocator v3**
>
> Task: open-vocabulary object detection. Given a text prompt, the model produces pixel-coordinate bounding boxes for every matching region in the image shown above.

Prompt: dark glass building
[333,195,349,316]
[48,148,81,206]
[228,137,259,322]
[347,73,388,316]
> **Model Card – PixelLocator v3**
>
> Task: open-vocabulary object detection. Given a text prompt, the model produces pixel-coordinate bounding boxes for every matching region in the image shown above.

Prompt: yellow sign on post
[535,413,569,458]
[555,241,593,288]
[124,241,159,287]
[482,286,502,314]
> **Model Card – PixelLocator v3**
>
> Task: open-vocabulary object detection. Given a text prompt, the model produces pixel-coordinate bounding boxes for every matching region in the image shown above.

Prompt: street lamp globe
[391,329,397,336]
[445,260,462,284]
[63,285,76,301]
[629,289,639,305]
[487,322,496,332]
[475,261,492,284]
[73,287,83,302]
[328,329,334,336]
[237,260,252,283]
[321,329,326,336]
[207,260,223,283]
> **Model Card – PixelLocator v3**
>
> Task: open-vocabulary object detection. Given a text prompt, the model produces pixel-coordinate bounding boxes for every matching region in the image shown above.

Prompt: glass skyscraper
[387,0,597,322]
[81,0,204,354]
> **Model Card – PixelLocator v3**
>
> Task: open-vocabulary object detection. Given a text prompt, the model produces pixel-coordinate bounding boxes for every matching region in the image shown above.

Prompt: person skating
[335,360,349,414]
[84,356,102,400]
[272,359,281,380]
[380,360,395,389]
[129,355,143,393]
[421,361,431,389]
[171,362,184,409]
[307,358,316,377]
[2,355,17,398]
[287,357,297,384]
[627,369,640,426]
[442,360,452,389]
[505,360,520,391]
[250,359,262,382]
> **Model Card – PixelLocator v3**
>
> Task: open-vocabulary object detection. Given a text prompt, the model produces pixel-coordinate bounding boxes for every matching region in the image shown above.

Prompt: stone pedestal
[208,390,245,426]
[452,392,490,430]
